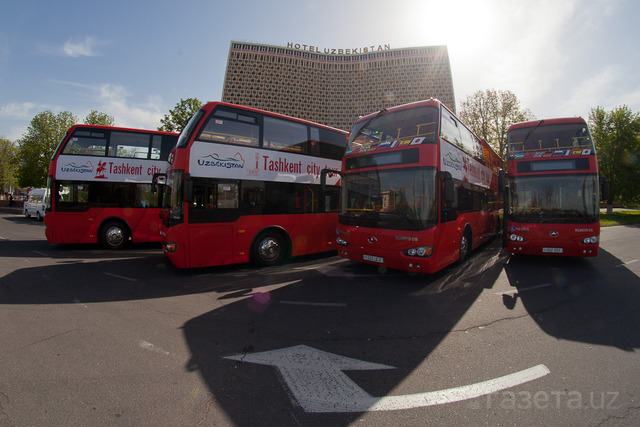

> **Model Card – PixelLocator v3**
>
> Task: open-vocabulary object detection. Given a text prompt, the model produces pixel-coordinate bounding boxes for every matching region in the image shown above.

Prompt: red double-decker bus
[335,99,503,274]
[158,102,348,269]
[505,117,605,257]
[44,125,178,249]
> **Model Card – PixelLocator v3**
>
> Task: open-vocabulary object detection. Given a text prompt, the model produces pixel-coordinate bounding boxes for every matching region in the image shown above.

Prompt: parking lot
[0,213,639,426]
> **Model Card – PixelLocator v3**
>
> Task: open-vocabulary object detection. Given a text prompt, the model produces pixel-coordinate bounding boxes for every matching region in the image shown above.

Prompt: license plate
[363,254,384,264]
[542,247,563,254]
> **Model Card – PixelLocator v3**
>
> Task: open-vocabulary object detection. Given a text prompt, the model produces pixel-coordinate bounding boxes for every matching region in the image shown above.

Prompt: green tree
[18,110,77,187]
[589,105,640,212]
[459,89,535,162]
[0,137,19,193]
[84,109,115,126]
[158,98,204,133]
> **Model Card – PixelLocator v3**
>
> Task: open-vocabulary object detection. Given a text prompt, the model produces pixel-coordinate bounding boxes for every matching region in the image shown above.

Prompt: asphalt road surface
[0,213,638,426]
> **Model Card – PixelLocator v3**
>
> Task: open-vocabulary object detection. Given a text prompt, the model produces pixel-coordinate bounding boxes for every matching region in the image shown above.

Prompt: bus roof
[355,98,444,123]
[199,101,348,133]
[67,124,178,136]
[508,117,587,131]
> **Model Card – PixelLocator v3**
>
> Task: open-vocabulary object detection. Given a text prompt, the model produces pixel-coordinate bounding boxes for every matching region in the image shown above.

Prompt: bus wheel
[24,210,30,218]
[459,228,472,262]
[253,231,286,267]
[101,220,129,250]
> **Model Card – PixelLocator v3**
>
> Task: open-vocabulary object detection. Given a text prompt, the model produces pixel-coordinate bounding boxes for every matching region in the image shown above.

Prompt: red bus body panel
[44,207,163,244]
[164,213,337,269]
[506,221,600,257]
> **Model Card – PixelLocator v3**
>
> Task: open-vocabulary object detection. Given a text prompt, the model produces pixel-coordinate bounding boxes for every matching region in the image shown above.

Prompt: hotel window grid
[223,42,455,131]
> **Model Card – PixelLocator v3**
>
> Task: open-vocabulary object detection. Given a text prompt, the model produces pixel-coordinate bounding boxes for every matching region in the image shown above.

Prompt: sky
[1,0,639,142]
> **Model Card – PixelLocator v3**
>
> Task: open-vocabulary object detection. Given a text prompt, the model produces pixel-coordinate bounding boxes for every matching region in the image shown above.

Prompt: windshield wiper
[521,119,545,147]
[351,108,388,142]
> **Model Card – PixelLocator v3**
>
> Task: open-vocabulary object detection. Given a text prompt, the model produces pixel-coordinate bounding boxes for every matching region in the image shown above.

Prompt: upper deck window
[263,116,307,153]
[348,106,438,151]
[440,110,484,161]
[197,109,260,147]
[110,131,151,159]
[62,131,107,156]
[508,122,595,154]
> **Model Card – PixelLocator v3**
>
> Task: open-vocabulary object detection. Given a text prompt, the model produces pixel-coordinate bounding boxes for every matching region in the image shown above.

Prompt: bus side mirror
[320,168,340,192]
[498,170,505,192]
[440,171,454,204]
[185,174,193,204]
[152,173,167,186]
[600,176,610,201]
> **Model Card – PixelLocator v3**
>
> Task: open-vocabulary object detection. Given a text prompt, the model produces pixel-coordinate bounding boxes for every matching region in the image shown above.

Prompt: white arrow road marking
[225,345,550,413]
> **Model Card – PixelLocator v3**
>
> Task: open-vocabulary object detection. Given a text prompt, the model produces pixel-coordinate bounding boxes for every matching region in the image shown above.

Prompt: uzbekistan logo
[442,152,462,171]
[197,152,245,169]
[60,160,94,174]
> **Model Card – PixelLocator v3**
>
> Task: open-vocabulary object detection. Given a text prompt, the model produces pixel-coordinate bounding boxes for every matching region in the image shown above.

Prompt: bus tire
[459,228,472,263]
[100,220,129,250]
[24,210,30,218]
[253,230,287,267]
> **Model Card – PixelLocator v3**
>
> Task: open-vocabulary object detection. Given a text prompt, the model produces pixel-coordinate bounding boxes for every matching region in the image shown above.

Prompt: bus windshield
[509,174,599,224]
[348,106,438,150]
[508,122,595,154]
[340,167,438,231]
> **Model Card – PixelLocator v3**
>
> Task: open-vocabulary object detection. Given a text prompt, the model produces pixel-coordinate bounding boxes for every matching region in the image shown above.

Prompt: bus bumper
[337,245,441,274]
[506,223,600,257]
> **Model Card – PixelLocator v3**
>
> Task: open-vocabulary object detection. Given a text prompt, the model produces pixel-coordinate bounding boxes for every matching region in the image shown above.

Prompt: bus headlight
[509,234,526,242]
[404,246,433,257]
[164,242,178,253]
[336,236,349,246]
[582,236,598,244]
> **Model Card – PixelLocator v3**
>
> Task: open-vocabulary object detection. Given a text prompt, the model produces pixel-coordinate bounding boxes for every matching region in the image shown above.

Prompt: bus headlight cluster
[404,246,433,257]
[336,236,349,246]
[582,236,598,244]
[509,234,526,242]
[164,242,178,253]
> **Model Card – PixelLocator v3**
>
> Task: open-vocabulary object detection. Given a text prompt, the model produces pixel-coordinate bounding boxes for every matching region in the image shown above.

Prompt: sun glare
[406,1,503,55]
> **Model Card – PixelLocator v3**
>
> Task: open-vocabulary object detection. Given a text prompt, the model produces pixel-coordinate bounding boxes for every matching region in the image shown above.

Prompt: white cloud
[558,65,621,117]
[63,36,99,57]
[0,102,39,118]
[45,80,165,129]
[557,62,640,119]
[93,84,165,129]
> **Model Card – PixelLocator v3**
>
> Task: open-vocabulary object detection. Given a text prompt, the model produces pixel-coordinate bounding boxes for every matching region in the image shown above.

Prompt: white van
[24,188,47,221]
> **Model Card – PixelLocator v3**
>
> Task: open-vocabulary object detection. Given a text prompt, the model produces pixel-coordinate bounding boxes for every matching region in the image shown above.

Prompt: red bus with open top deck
[158,102,348,268]
[44,125,178,249]
[505,117,604,257]
[336,99,503,274]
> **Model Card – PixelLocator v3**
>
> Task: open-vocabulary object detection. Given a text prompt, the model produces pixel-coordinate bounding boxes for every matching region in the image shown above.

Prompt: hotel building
[222,41,455,131]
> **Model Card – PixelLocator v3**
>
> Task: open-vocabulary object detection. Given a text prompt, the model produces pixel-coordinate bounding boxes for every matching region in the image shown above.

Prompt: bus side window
[263,116,307,153]
[62,136,107,156]
[111,131,151,159]
[197,115,259,147]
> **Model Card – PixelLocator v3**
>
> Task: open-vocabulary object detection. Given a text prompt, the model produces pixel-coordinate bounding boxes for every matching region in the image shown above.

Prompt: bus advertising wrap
[189,141,342,185]
[440,140,493,189]
[56,155,168,183]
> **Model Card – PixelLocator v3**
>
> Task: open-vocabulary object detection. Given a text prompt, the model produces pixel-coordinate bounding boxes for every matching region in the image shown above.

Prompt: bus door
[52,182,94,244]
[187,180,239,268]
[436,172,461,268]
